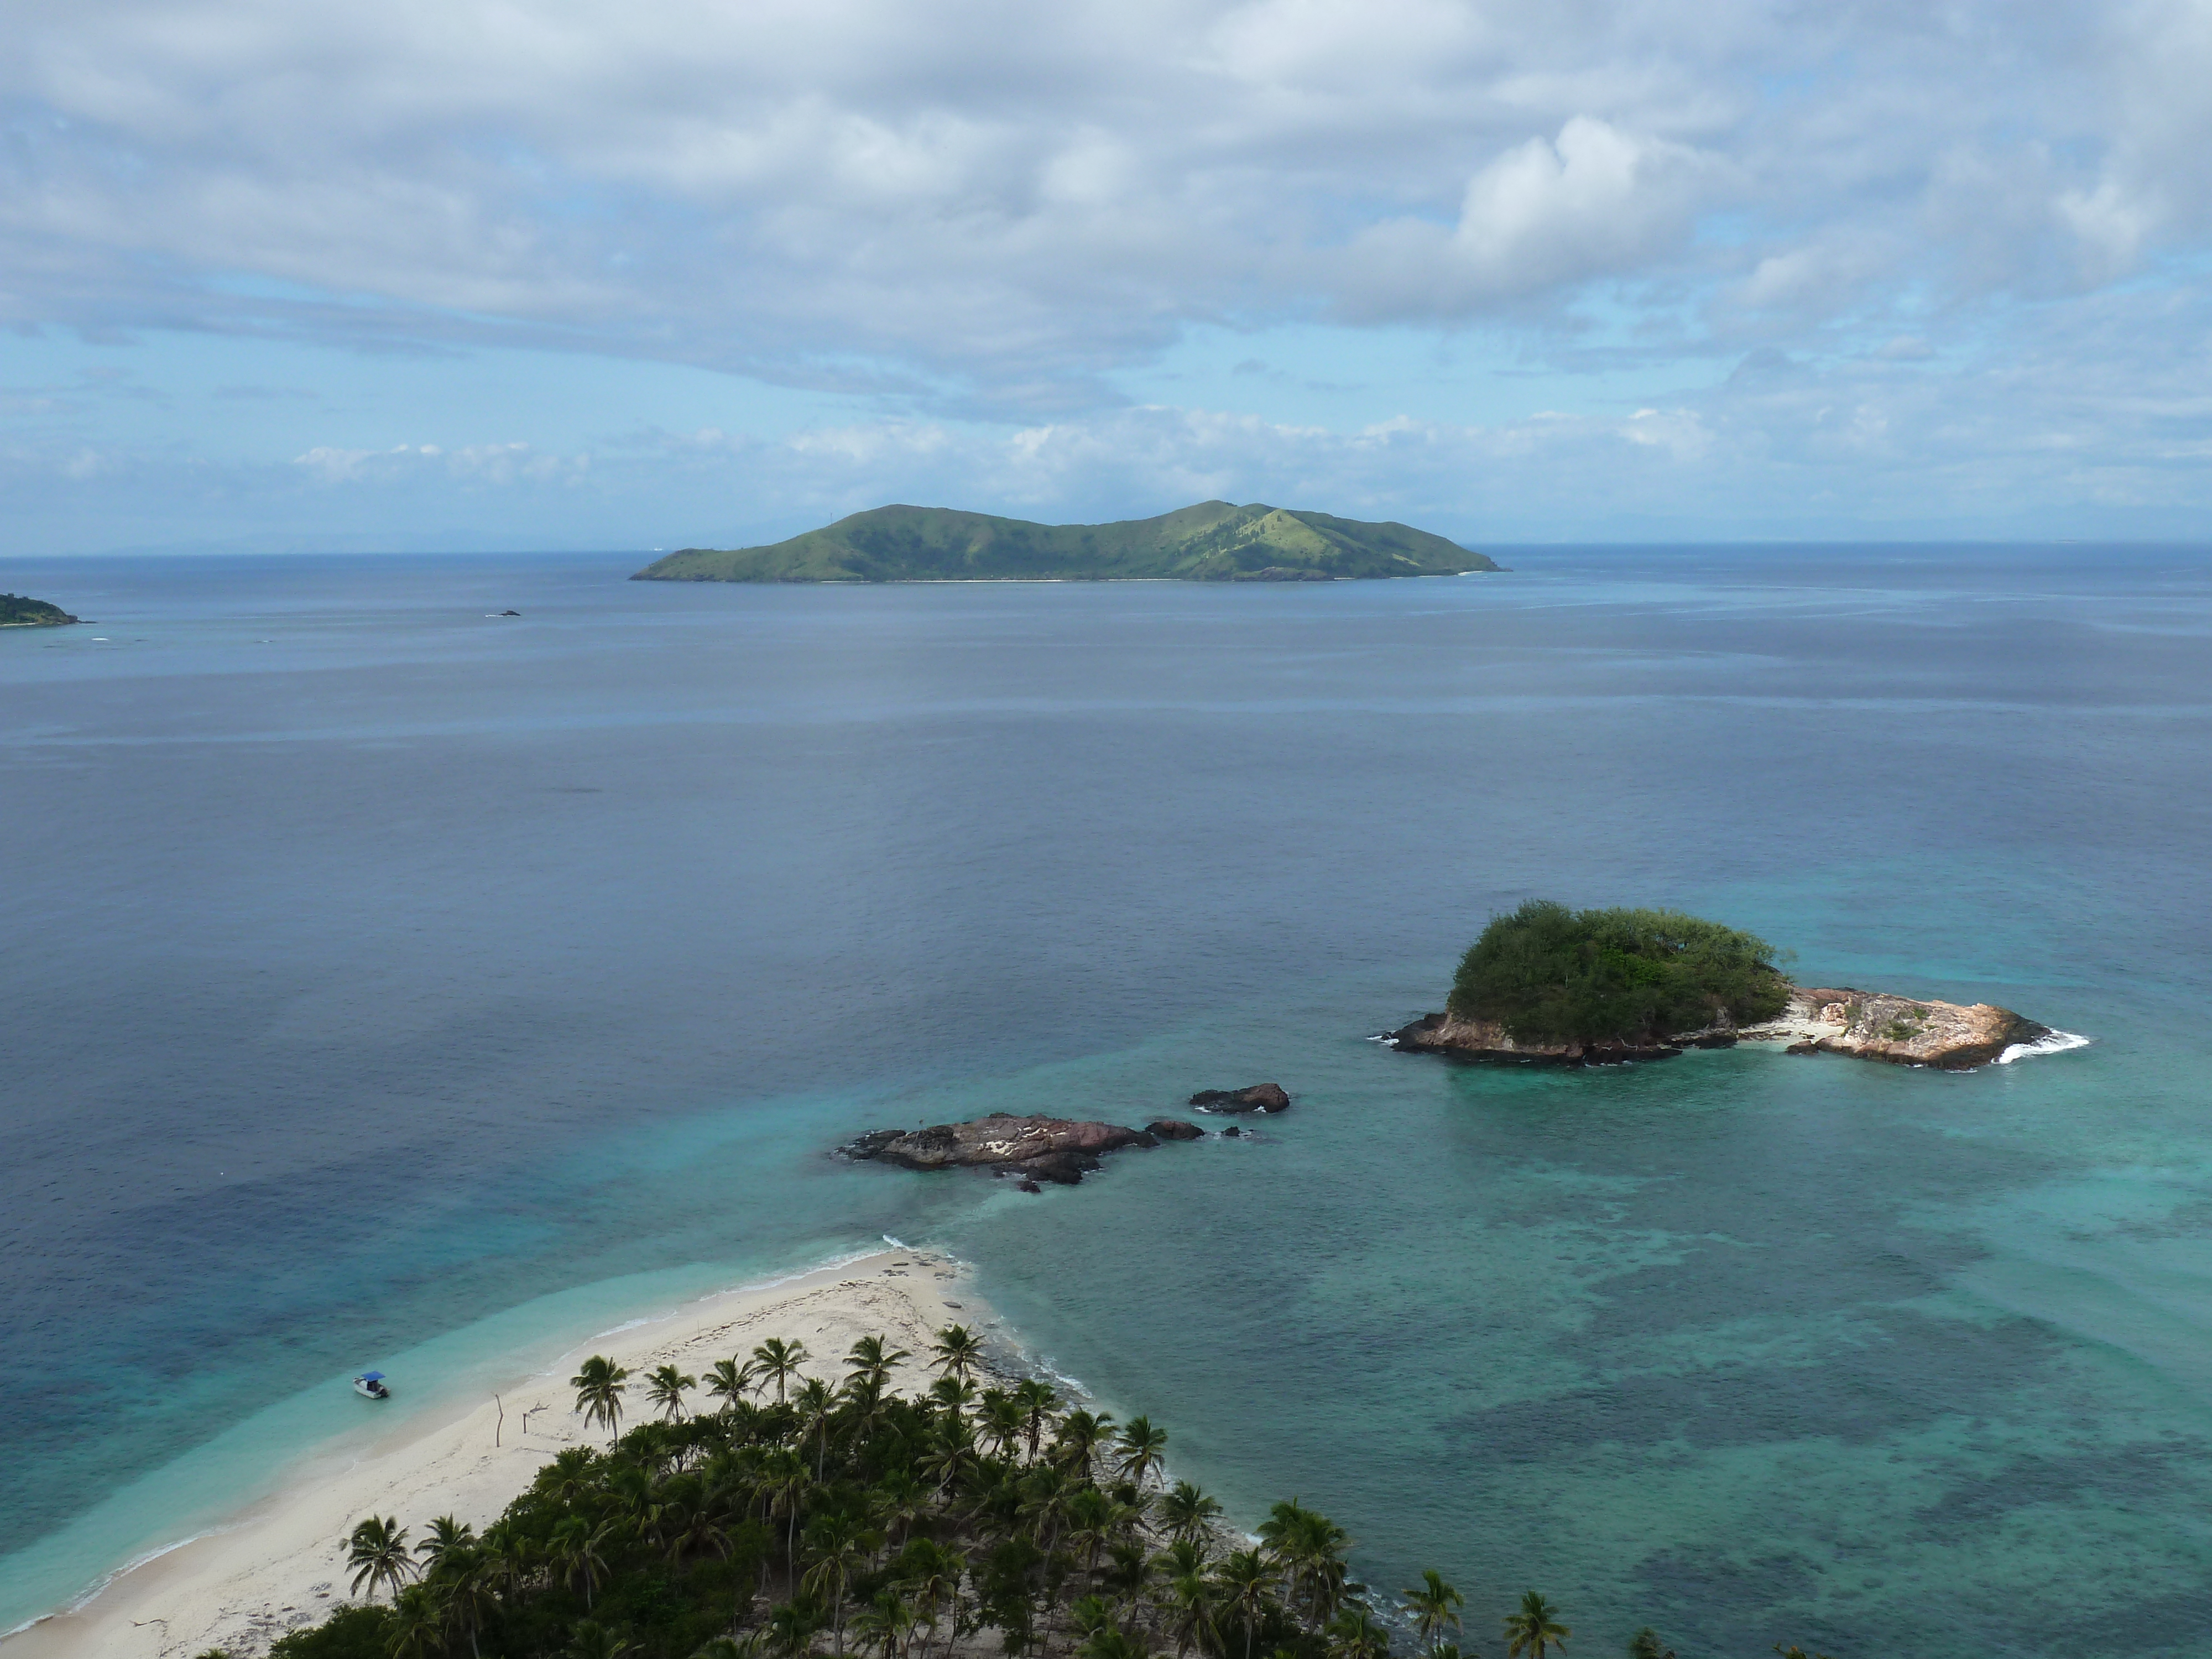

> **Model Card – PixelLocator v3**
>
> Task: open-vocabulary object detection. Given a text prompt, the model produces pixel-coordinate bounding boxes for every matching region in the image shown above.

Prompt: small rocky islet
[841,1083,1290,1189]
[1390,899,2053,1071]
[841,906,2060,1185]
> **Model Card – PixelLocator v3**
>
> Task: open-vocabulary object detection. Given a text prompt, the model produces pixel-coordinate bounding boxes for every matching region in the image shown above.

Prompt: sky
[6,0,2212,554]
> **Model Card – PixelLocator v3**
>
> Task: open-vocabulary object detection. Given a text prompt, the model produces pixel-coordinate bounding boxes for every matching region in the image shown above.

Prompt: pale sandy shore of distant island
[6,1249,991,1659]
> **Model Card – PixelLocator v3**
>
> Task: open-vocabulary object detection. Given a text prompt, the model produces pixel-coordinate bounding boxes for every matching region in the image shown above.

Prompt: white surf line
[1997,1030,2094,1064]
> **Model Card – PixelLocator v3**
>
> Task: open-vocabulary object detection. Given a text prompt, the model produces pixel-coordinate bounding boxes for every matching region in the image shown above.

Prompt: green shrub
[267,1603,392,1658]
[1448,900,1791,1044]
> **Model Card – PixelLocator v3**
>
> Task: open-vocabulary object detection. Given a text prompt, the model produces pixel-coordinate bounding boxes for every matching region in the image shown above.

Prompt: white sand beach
[6,1249,988,1659]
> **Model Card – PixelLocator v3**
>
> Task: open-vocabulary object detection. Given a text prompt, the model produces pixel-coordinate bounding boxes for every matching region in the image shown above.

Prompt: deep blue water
[4,547,2212,1656]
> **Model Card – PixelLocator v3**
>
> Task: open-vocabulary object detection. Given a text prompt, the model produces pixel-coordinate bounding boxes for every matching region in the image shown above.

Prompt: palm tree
[1067,1594,1117,1642]
[894,1540,964,1659]
[346,1516,416,1601]
[437,1548,500,1659]
[1164,1571,1217,1659]
[551,1515,620,1609]
[385,1583,444,1659]
[1064,1486,1115,1575]
[1081,1631,1149,1659]
[1401,1570,1464,1655]
[1211,1550,1274,1659]
[1503,1592,1569,1659]
[414,1514,476,1575]
[1259,1501,1349,1626]
[766,1597,826,1659]
[979,1390,1026,1460]
[567,1620,637,1659]
[1155,1481,1222,1545]
[478,1518,534,1600]
[1628,1633,1673,1659]
[1018,1463,1075,1553]
[851,1588,919,1659]
[1114,1417,1169,1490]
[571,1355,631,1442]
[757,1444,812,1590]
[1052,1408,1115,1479]
[795,1375,838,1480]
[648,1362,698,1422]
[846,1334,911,1392]
[925,1375,978,1423]
[929,1324,984,1383]
[892,1538,963,1659]
[707,1357,758,1415]
[872,1469,931,1545]
[1326,1606,1392,1659]
[801,1510,882,1656]
[919,1411,981,1498]
[753,1337,810,1403]
[1012,1378,1060,1461]
[546,1445,598,1506]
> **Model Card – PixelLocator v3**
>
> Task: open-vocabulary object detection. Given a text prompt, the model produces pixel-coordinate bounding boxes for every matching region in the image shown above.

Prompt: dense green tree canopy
[265,1329,1671,1659]
[1448,901,1791,1045]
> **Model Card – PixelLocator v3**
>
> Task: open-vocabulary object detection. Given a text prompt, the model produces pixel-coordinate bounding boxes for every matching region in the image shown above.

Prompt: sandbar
[5,1248,987,1659]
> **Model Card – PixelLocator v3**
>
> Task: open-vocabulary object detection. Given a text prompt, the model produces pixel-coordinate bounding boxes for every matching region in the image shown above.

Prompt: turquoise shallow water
[3,546,2210,1654]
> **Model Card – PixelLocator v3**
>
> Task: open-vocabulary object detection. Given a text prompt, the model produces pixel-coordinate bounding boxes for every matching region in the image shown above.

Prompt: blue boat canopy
[359,1371,385,1381]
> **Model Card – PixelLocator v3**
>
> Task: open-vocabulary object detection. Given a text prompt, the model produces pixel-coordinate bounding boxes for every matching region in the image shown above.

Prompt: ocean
[3,546,2209,1655]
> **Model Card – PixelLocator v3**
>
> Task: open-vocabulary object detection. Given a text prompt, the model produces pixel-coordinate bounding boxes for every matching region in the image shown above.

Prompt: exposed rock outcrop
[1387,1012,1697,1065]
[842,1114,1165,1186]
[1188,1083,1291,1113]
[1744,989,2048,1069]
[1146,1119,1206,1140]
[1390,988,2048,1071]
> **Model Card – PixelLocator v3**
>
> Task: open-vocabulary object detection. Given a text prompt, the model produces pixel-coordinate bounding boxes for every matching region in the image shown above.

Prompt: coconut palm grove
[257,1327,1824,1659]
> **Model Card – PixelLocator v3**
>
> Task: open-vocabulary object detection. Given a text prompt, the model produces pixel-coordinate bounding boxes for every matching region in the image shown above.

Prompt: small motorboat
[353,1371,391,1400]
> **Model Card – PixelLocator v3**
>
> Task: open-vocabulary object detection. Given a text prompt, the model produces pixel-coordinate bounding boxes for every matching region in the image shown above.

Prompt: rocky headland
[1392,988,2049,1071]
[1,593,79,627]
[843,1113,1178,1188]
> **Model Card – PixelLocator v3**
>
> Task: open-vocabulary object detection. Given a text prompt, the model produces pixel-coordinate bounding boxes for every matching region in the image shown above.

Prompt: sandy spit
[6,1248,988,1659]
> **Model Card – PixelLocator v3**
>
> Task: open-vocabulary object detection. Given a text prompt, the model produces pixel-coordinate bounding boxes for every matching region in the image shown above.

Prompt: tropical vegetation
[0,593,77,625]
[262,1324,1702,1659]
[1447,900,1792,1046]
[631,503,1499,585]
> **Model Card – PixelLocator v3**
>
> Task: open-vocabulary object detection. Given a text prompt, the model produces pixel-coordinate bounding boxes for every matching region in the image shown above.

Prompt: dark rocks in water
[1786,1040,1821,1056]
[1018,1179,1043,1193]
[1188,1082,1290,1113]
[1146,1119,1205,1140]
[842,1113,1173,1187]
[1221,1125,1243,1138]
[498,609,522,617]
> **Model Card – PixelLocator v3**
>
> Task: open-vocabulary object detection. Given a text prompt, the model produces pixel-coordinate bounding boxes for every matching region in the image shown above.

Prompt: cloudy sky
[7,0,2212,553]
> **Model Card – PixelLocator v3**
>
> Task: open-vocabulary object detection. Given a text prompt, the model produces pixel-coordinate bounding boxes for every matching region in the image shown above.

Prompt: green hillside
[0,593,79,626]
[632,501,1499,583]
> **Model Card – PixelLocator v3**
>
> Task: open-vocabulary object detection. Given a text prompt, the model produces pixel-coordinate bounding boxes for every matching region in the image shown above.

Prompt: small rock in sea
[1786,1040,1821,1056]
[1221,1125,1242,1138]
[1146,1118,1205,1140]
[1188,1082,1291,1113]
[1018,1180,1043,1193]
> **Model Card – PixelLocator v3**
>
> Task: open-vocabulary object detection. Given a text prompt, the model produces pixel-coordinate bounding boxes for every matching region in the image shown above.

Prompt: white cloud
[1340,117,1711,318]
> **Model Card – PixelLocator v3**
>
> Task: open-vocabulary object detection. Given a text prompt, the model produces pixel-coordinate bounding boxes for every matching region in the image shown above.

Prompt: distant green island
[0,593,79,627]
[632,502,1500,584]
